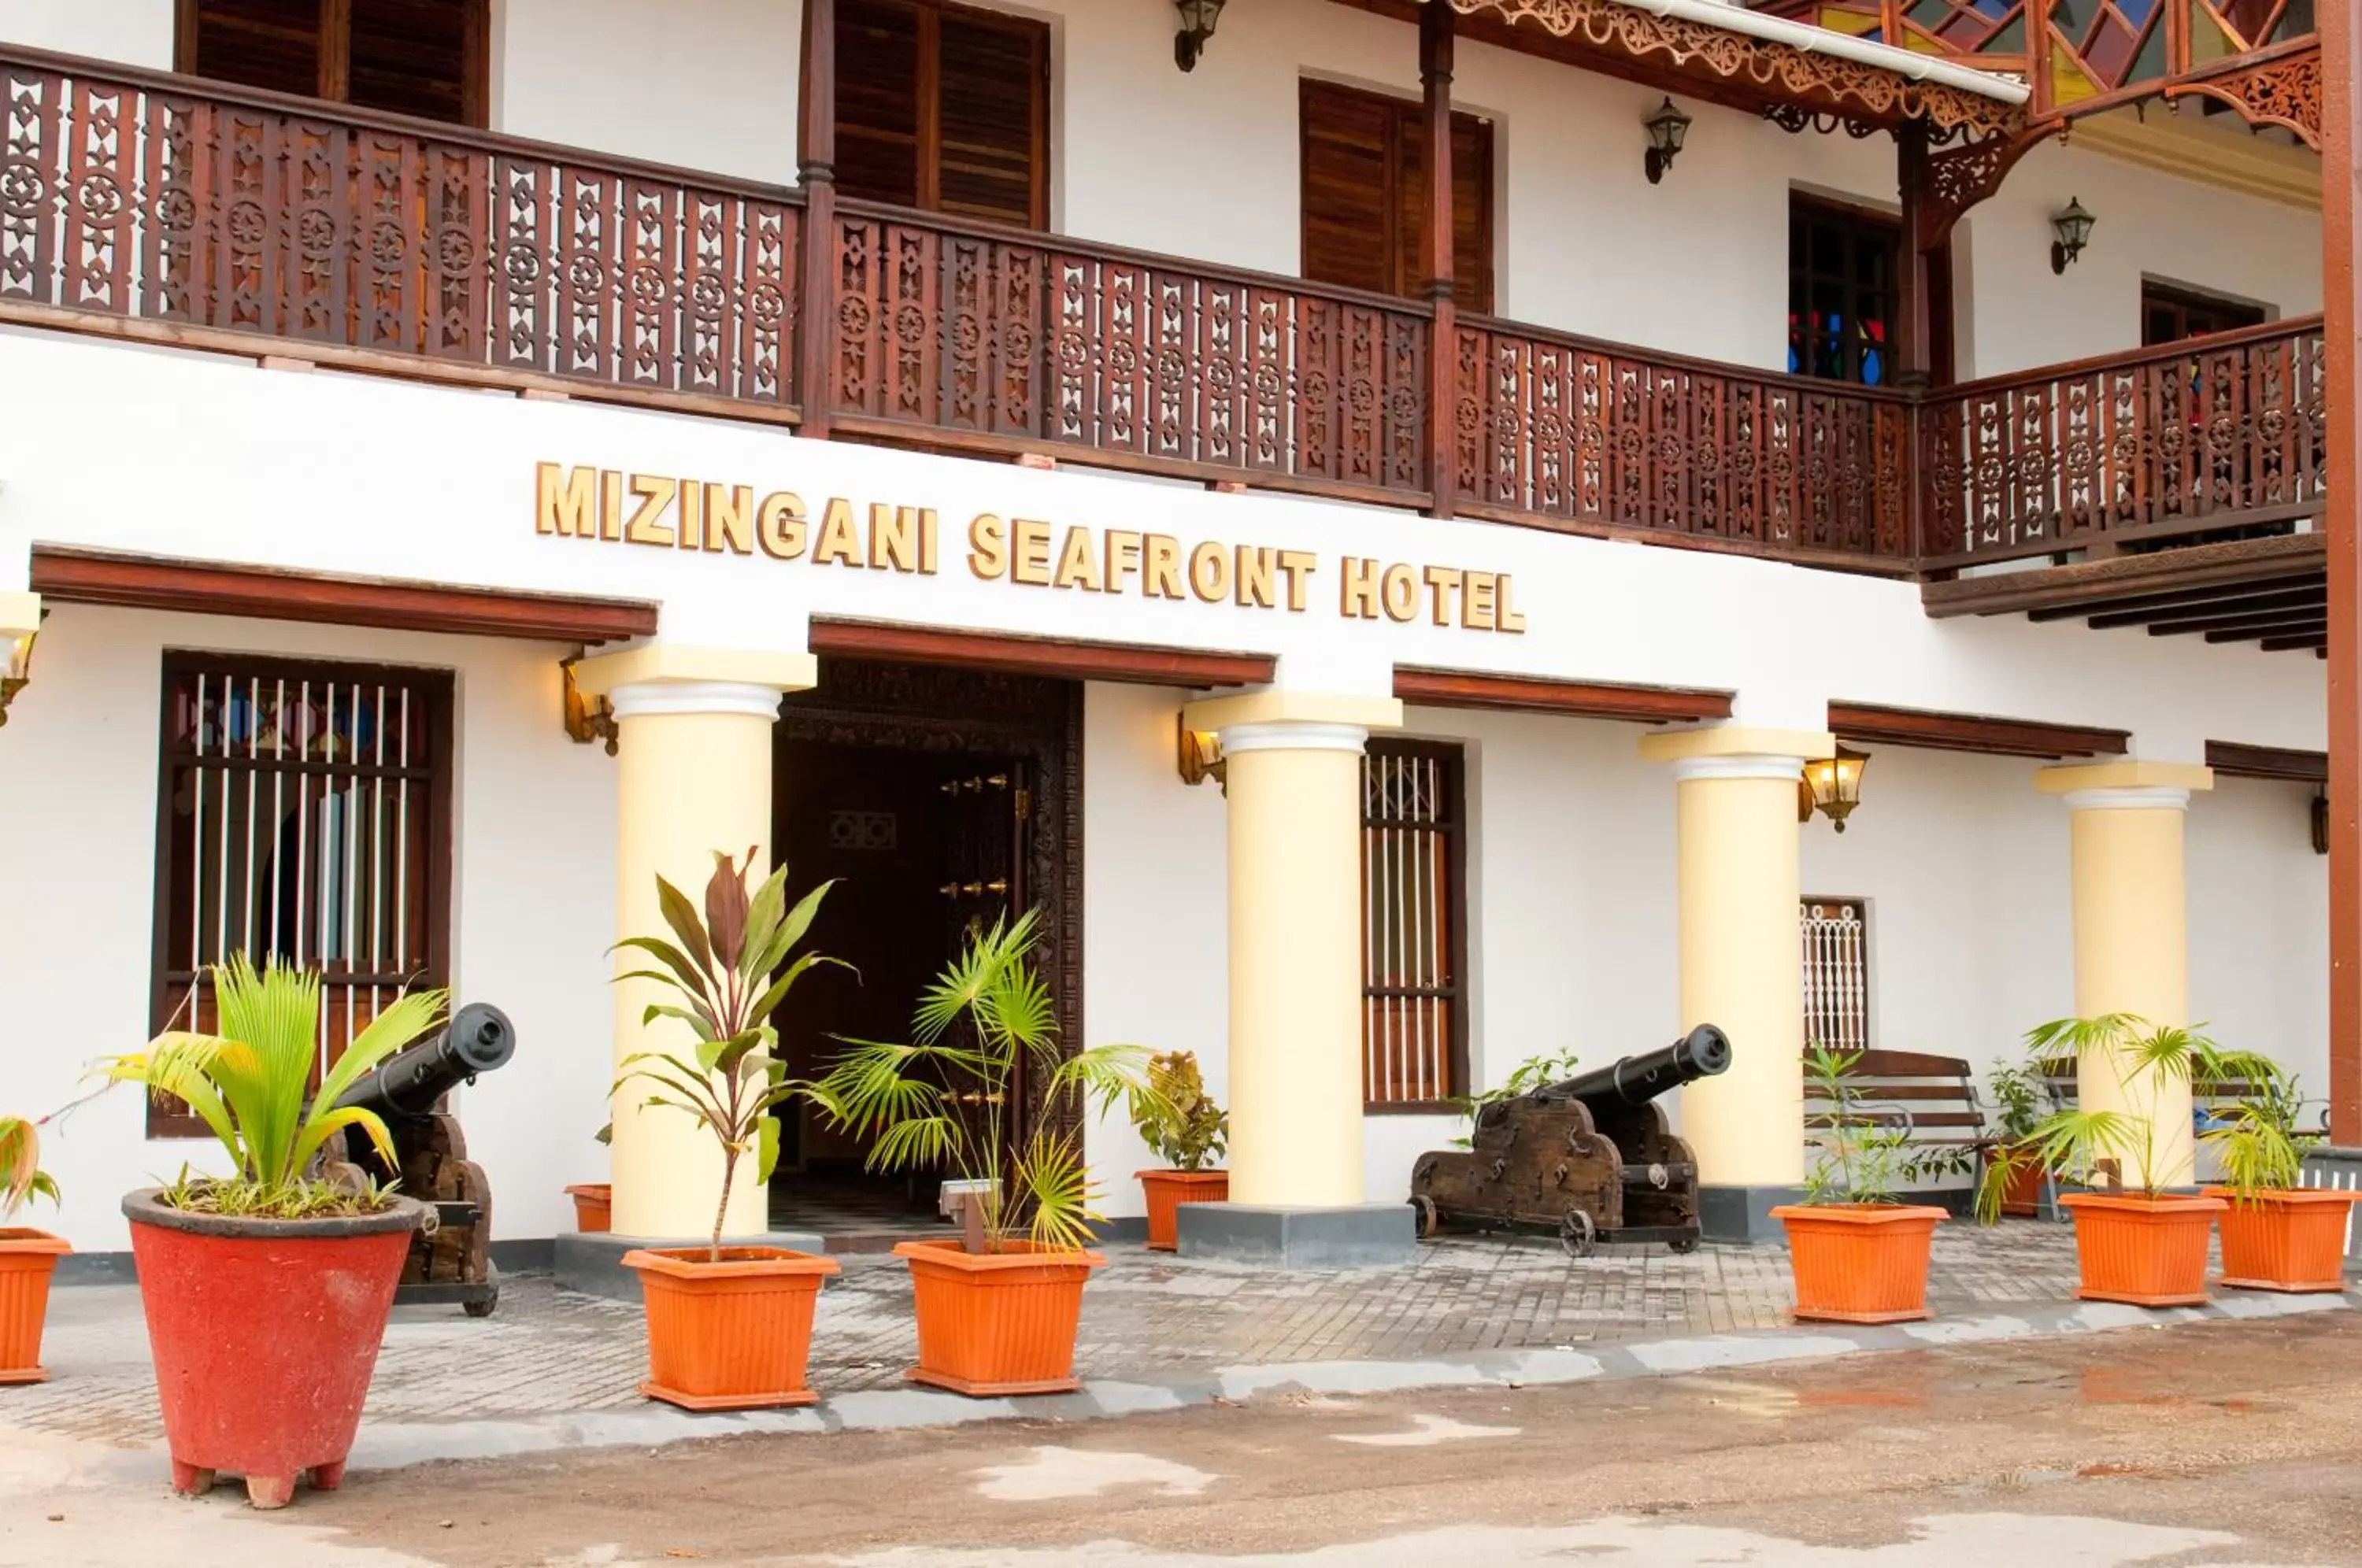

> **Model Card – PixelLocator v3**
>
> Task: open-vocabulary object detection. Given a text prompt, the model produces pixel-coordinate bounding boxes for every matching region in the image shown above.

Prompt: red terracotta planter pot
[1770,1204,1947,1324]
[2058,1192,2227,1307]
[124,1187,424,1510]
[1983,1144,2049,1219]
[622,1246,842,1411]
[1137,1169,1228,1252]
[0,1228,72,1385]
[2203,1186,2360,1293]
[566,1184,613,1233]
[893,1237,1104,1397]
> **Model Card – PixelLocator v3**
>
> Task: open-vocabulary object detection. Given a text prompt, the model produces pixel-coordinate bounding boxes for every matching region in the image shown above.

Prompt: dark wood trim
[806,617,1275,688]
[1394,667,1732,723]
[2205,741,2330,785]
[1827,701,2129,760]
[1422,0,1458,521]
[798,0,839,439]
[1920,534,2327,619]
[30,545,658,643]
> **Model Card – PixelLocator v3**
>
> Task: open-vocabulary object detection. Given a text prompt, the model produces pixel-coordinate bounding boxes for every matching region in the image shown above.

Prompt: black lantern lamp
[1643,98,1691,184]
[1800,745,1871,833]
[1175,0,1225,72]
[2050,197,2095,274]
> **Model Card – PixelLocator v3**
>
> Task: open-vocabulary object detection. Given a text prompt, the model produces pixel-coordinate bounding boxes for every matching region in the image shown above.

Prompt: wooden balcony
[0,43,2328,619]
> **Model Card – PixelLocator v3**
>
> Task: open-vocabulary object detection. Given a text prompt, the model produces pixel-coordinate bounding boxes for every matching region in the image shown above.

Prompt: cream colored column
[2037,762,2215,1189]
[576,645,818,1240]
[1638,727,1836,1193]
[1183,691,1404,1209]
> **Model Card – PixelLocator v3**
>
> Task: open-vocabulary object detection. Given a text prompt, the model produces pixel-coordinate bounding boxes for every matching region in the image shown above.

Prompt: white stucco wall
[0,606,616,1254]
[5,0,174,68]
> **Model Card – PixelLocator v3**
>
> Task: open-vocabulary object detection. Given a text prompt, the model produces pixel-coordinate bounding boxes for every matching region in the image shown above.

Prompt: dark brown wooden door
[177,0,489,126]
[1300,80,1494,312]
[835,0,1050,230]
[937,760,1035,1160]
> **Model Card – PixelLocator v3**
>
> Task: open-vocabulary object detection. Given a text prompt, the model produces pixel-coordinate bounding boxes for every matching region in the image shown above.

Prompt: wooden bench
[1803,1049,1990,1215]
[2035,1060,2331,1137]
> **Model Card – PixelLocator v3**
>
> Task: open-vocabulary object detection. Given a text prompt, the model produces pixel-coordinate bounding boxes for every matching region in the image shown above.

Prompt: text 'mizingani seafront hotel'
[2,0,2359,1269]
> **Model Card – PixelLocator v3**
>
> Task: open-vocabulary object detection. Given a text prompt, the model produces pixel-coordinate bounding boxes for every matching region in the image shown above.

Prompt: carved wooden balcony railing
[830,201,1434,506]
[1919,318,2327,568]
[1453,319,1912,566]
[0,46,803,418]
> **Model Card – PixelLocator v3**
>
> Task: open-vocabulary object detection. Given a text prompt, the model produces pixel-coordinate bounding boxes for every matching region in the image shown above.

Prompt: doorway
[767,657,1083,1245]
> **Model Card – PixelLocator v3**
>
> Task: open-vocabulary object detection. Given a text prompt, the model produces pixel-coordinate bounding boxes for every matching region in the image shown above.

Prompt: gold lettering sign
[534,463,1526,634]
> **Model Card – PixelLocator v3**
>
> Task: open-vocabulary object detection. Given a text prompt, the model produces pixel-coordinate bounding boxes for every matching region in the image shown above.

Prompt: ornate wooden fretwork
[1916,126,2049,253]
[2168,43,2323,147]
[1446,0,2022,136]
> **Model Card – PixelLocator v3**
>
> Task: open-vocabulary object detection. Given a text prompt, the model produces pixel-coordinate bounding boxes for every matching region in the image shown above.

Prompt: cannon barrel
[332,1002,515,1121]
[1549,1024,1731,1111]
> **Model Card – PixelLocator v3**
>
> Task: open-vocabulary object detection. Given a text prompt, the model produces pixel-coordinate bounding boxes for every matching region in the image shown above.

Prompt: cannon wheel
[1557,1210,1597,1259]
[1668,1233,1700,1256]
[463,1285,499,1318]
[1409,1195,1438,1239]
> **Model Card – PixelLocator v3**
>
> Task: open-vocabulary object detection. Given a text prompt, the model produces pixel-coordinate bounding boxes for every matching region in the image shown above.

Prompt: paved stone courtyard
[6,1221,2113,1448]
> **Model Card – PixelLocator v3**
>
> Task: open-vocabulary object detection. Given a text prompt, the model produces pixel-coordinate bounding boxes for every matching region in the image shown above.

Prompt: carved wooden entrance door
[936,759,1035,1160]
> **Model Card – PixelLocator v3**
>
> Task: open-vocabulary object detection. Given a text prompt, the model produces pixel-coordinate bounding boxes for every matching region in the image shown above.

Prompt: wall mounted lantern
[1799,745,1870,832]
[1177,715,1226,789]
[2050,197,2096,274]
[2314,791,2331,856]
[1643,98,1691,185]
[1174,0,1226,72]
[0,596,39,730]
[561,655,619,756]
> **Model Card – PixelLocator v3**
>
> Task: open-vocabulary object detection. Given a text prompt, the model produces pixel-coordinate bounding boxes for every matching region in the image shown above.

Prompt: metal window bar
[1800,898,1869,1055]
[1361,746,1459,1105]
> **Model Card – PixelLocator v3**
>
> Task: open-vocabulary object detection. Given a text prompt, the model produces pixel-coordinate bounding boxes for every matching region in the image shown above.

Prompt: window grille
[150,654,452,1134]
[1800,897,1869,1056]
[1361,741,1465,1107]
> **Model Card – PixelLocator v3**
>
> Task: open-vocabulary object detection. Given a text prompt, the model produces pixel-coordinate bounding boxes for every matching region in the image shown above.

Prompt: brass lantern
[2050,197,2095,274]
[1175,0,1225,71]
[1643,98,1691,185]
[1801,745,1870,833]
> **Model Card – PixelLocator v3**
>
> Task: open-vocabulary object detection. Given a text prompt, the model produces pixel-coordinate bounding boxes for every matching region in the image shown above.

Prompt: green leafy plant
[610,849,845,1261]
[1800,1045,1979,1207]
[2205,1058,2308,1204]
[1448,1048,1583,1149]
[1986,1059,2046,1143]
[94,955,447,1218]
[1973,1013,2283,1220]
[1132,1052,1226,1171]
[0,1115,59,1221]
[817,909,1157,1254]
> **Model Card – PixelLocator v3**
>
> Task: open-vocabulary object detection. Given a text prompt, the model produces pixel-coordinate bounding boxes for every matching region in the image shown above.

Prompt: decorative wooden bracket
[1917,124,2052,254]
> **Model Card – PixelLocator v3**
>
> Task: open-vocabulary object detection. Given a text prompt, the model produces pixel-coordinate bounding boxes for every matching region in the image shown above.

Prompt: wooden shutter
[348,0,482,124]
[1302,80,1494,312]
[183,0,322,99]
[1361,741,1468,1109]
[178,0,487,127]
[835,0,1048,229]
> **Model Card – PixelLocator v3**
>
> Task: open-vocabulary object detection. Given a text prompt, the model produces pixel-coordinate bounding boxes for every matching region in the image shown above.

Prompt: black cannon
[1409,1026,1731,1256]
[331,1003,516,1316]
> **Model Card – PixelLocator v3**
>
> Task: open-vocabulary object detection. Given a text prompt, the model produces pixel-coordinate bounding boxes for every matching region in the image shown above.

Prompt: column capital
[1183,690,1403,745]
[1638,724,1835,770]
[573,644,818,721]
[2036,760,2214,810]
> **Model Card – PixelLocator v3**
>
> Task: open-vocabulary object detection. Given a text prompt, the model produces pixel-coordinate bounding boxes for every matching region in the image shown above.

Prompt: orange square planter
[2203,1187,2360,1294]
[893,1238,1104,1397]
[1770,1204,1946,1324]
[2058,1192,2227,1307]
[1137,1169,1229,1252]
[622,1246,842,1411]
[0,1229,72,1385]
[565,1184,613,1233]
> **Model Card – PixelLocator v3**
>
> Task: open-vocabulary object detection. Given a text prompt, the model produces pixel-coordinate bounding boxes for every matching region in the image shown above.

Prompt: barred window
[150,653,453,1135]
[1800,897,1869,1055]
[1361,741,1466,1109]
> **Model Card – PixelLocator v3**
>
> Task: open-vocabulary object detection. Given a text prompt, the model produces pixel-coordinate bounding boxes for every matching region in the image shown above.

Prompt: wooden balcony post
[1896,118,1933,563]
[798,0,839,439]
[2323,0,2361,1144]
[1421,0,1457,520]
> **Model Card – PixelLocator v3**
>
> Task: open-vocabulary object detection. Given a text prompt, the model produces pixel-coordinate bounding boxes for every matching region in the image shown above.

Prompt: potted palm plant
[1770,1047,1954,1324]
[96,956,443,1508]
[0,1114,68,1385]
[613,849,846,1410]
[1983,1060,2049,1219]
[1977,1014,2235,1307]
[819,910,1155,1397]
[2200,1060,2356,1293]
[1131,1051,1227,1252]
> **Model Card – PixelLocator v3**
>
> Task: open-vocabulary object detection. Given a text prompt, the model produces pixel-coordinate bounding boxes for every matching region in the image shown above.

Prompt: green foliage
[1985,1059,2046,1143]
[1448,1048,1582,1149]
[611,849,846,1260]
[2206,1058,2307,1204]
[1800,1045,1975,1207]
[817,910,1159,1254]
[94,954,446,1219]
[1972,1013,2287,1220]
[0,1115,58,1221]
[1131,1052,1227,1172]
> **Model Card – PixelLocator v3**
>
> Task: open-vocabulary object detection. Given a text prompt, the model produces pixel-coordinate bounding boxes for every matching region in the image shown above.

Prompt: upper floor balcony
[0,0,2331,649]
